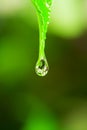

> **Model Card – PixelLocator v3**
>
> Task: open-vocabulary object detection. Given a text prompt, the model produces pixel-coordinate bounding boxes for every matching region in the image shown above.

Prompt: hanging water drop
[32,0,52,76]
[35,57,49,76]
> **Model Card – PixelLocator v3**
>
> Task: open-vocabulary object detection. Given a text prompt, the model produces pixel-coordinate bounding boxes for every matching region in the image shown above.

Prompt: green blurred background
[0,0,87,130]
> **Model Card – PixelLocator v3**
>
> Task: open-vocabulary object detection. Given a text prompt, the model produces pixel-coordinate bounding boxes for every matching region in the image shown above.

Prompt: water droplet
[35,58,49,76]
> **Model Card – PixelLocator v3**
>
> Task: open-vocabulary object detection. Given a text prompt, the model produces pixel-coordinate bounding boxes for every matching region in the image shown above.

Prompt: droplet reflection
[35,58,49,76]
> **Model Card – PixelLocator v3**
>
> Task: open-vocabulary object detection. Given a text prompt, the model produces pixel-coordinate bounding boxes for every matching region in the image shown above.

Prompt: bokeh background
[0,0,87,130]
